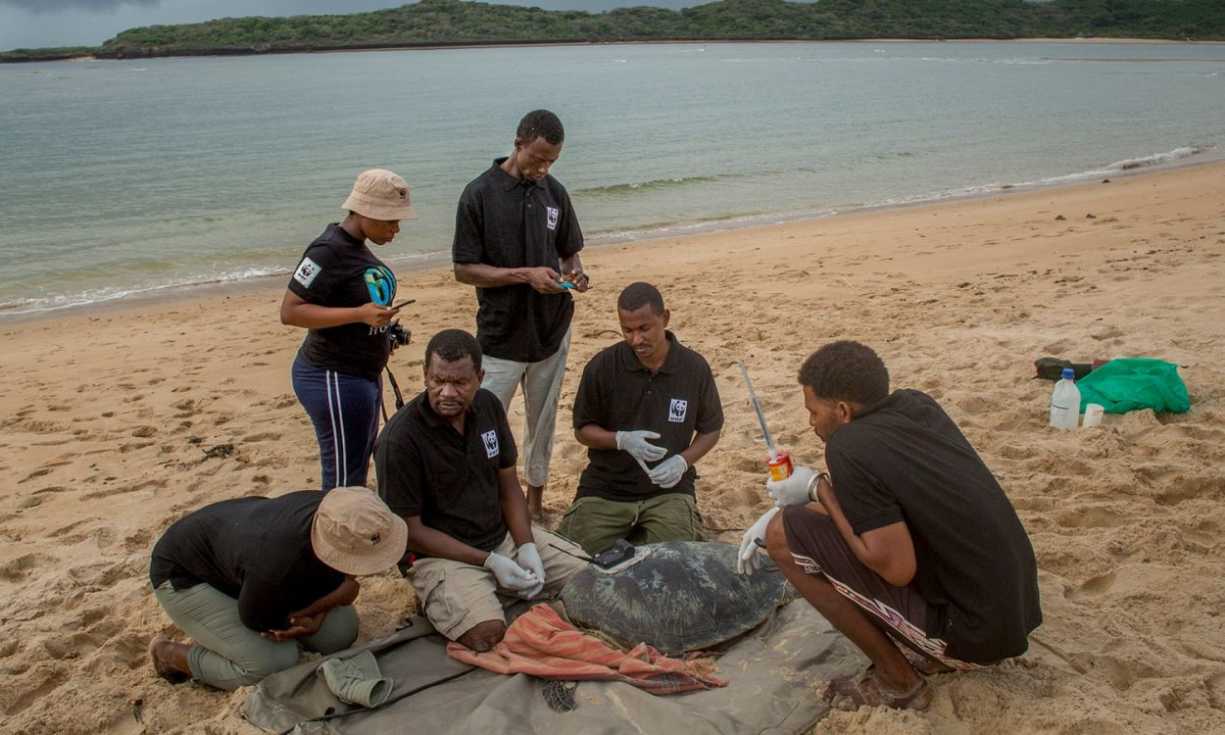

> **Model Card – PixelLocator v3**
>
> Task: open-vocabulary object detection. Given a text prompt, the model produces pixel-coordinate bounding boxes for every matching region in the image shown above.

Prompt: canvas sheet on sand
[243,600,862,735]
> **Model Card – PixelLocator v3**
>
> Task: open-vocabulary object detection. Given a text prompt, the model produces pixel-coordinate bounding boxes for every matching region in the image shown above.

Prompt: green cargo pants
[557,493,701,555]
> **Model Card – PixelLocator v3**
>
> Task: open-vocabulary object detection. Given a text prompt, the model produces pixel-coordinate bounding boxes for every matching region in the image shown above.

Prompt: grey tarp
[243,600,863,735]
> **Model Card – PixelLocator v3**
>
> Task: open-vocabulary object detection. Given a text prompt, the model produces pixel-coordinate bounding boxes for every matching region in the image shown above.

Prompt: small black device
[591,539,635,569]
[387,322,411,350]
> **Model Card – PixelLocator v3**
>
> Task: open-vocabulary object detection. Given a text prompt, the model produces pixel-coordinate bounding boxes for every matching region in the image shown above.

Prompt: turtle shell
[559,541,790,654]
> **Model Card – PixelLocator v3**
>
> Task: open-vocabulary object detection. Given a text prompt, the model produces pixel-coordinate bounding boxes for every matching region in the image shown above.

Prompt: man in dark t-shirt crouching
[737,340,1041,711]
[375,329,587,652]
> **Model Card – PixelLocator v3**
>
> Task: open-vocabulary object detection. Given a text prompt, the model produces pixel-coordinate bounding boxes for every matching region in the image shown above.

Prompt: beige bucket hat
[341,168,417,221]
[311,486,408,576]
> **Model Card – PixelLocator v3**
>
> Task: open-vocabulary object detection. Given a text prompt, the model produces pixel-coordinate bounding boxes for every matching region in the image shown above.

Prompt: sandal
[824,666,932,711]
[148,637,190,685]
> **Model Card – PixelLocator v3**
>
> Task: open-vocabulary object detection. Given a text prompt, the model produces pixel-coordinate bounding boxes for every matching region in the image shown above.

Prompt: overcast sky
[0,0,707,51]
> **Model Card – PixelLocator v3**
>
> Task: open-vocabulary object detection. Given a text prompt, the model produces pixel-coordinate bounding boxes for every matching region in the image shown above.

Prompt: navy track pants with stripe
[292,356,381,490]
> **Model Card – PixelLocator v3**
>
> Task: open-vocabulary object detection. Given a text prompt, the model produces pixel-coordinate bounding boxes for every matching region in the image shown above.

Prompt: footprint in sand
[2,663,69,716]
[1054,505,1124,530]
[1069,652,1160,693]
[0,553,56,582]
[41,621,121,661]
[955,396,995,416]
[0,640,23,660]
[1152,475,1223,506]
[80,477,166,502]
[66,559,139,588]
[1071,569,1118,599]
[118,441,155,454]
[48,518,90,540]
[122,528,153,553]
[19,467,53,484]
[731,456,764,474]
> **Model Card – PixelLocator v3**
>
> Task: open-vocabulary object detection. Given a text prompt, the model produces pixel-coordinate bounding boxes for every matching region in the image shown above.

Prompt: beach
[1,160,1224,734]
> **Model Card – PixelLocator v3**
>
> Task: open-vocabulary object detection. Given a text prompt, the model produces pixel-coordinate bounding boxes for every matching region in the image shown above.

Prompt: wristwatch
[807,472,831,502]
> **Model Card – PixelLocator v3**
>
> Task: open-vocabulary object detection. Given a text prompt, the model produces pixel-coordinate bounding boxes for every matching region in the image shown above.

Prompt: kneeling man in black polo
[558,282,723,554]
[375,329,587,652]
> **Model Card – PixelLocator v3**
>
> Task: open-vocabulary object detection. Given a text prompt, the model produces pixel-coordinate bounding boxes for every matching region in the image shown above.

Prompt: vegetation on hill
[2,0,1222,62]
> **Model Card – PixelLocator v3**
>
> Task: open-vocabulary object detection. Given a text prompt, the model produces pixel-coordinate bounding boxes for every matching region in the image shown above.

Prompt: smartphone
[390,298,416,310]
[591,539,635,569]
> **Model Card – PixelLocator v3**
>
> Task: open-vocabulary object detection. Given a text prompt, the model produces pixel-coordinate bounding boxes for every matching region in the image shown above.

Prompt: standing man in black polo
[452,109,588,519]
[558,282,723,554]
[375,329,587,652]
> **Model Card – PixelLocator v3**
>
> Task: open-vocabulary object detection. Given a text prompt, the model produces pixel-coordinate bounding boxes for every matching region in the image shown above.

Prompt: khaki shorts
[557,493,700,555]
[407,526,587,641]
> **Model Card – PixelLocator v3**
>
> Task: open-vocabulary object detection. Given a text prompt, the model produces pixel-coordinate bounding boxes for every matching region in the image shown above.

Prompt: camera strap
[382,366,405,423]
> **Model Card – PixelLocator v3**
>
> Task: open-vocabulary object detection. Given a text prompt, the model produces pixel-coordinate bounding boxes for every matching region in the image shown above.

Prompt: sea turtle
[559,540,791,655]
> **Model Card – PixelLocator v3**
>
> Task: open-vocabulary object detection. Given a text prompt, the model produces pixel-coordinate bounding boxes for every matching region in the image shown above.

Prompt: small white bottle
[1048,367,1081,430]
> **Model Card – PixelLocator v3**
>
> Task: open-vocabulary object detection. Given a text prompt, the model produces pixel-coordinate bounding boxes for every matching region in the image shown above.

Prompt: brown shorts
[781,507,979,671]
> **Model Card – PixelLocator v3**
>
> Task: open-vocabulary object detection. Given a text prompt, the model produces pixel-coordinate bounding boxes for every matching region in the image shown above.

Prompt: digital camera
[388,322,411,350]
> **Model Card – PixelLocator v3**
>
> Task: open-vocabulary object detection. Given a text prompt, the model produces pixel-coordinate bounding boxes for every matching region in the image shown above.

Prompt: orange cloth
[446,604,727,695]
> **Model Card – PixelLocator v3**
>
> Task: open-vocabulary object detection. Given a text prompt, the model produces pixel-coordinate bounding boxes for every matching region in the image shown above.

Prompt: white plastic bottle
[1048,367,1081,430]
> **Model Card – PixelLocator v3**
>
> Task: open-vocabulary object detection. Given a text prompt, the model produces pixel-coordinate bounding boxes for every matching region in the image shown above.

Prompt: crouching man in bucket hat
[147,487,407,689]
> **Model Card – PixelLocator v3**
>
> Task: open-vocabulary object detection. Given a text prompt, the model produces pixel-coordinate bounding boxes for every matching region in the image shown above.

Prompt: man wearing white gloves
[375,329,587,652]
[738,341,1040,711]
[558,282,723,554]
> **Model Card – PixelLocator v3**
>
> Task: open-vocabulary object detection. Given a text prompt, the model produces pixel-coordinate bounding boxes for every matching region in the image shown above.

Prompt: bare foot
[455,620,507,652]
[148,636,191,684]
[825,666,931,711]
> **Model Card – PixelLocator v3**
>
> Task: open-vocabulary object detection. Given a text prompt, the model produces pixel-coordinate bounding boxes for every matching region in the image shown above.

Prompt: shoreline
[2,148,1224,734]
[1,147,1223,734]
[5,154,1222,327]
[5,36,1224,64]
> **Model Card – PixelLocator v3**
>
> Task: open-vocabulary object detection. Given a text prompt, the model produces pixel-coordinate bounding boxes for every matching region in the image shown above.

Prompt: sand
[1,161,1223,734]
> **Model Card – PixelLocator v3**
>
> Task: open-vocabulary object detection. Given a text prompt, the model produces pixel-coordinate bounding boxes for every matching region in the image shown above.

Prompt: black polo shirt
[827,389,1042,664]
[149,491,345,633]
[572,332,723,502]
[375,388,517,555]
[289,223,398,380]
[452,158,584,364]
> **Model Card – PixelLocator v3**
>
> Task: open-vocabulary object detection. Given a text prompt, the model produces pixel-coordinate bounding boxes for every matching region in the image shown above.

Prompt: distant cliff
[4,0,1222,62]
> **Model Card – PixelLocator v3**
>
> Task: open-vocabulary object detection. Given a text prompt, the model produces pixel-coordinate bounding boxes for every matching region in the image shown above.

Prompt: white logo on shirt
[293,256,322,288]
[668,398,688,423]
[481,430,500,459]
[546,206,559,231]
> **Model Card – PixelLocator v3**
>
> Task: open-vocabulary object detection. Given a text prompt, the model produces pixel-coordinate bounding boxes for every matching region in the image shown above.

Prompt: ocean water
[1,41,1223,316]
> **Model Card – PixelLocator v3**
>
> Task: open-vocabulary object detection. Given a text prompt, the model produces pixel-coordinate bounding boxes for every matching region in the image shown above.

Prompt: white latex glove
[737,507,780,575]
[616,430,668,465]
[766,465,819,508]
[647,455,689,489]
[515,542,546,599]
[484,552,538,592]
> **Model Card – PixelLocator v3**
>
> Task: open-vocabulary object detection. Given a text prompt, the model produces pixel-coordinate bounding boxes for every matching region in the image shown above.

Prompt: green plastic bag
[1077,358,1190,414]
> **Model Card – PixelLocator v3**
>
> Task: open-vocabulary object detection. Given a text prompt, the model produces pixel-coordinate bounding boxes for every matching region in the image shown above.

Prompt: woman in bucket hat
[147,487,407,689]
[281,169,416,490]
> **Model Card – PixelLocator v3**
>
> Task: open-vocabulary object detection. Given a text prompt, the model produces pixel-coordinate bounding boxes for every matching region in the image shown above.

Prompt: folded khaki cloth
[318,650,393,708]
